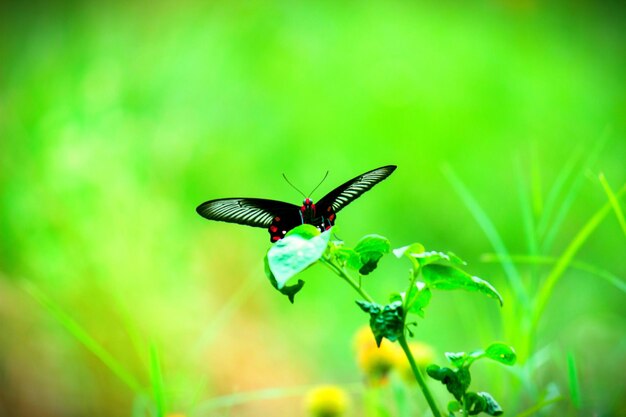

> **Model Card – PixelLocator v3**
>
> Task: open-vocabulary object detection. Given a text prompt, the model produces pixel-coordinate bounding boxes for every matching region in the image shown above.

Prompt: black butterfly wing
[316,165,397,213]
[196,198,300,228]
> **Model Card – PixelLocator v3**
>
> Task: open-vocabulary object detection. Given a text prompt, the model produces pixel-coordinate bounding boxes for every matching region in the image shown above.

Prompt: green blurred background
[1,1,625,416]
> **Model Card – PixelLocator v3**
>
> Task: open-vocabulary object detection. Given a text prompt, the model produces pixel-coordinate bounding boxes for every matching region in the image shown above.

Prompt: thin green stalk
[403,265,421,315]
[529,141,544,217]
[516,159,541,298]
[530,185,626,335]
[398,336,442,417]
[22,280,143,393]
[481,253,626,294]
[567,352,581,409]
[513,396,563,417]
[598,173,626,237]
[536,148,581,239]
[193,273,261,356]
[442,164,528,309]
[541,137,606,252]
[321,256,374,303]
[322,256,441,416]
[149,343,167,417]
[194,383,362,412]
[516,158,539,260]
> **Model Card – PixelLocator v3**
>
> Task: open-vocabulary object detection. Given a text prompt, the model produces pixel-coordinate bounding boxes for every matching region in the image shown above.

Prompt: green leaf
[264,255,305,303]
[464,349,485,367]
[285,223,322,239]
[484,343,517,366]
[332,246,362,270]
[477,392,503,416]
[354,234,390,275]
[389,292,403,303]
[266,226,330,289]
[426,365,471,402]
[448,344,516,369]
[356,300,404,346]
[412,251,467,267]
[448,400,461,413]
[465,392,487,415]
[393,243,424,271]
[422,264,503,306]
[445,352,468,368]
[404,281,432,317]
[393,242,425,258]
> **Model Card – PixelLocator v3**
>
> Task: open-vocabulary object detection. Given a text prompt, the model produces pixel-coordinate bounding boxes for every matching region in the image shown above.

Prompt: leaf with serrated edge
[411,251,467,267]
[446,251,467,265]
[422,264,503,306]
[393,243,424,271]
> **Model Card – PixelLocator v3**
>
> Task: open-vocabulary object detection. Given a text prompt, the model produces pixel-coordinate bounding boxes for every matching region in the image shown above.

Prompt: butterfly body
[266,197,337,241]
[197,165,396,241]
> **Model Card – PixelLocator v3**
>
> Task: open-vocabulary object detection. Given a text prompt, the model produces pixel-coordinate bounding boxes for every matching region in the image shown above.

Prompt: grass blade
[529,142,544,217]
[536,148,581,239]
[513,396,562,417]
[567,352,582,409]
[531,185,626,331]
[516,159,539,259]
[132,394,154,417]
[193,272,261,356]
[21,280,143,393]
[541,138,606,252]
[150,343,167,417]
[194,383,360,413]
[598,173,626,237]
[442,164,528,307]
[480,253,626,294]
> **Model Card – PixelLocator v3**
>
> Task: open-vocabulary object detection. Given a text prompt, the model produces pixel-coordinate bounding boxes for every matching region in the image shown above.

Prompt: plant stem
[321,256,374,303]
[322,252,441,416]
[403,265,421,315]
[398,335,442,417]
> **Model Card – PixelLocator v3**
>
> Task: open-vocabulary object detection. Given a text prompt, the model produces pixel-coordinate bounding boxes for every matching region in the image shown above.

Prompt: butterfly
[196,165,397,242]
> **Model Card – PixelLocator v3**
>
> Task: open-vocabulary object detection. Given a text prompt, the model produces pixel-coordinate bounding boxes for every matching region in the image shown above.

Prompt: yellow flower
[395,341,436,384]
[305,385,350,417]
[354,325,402,384]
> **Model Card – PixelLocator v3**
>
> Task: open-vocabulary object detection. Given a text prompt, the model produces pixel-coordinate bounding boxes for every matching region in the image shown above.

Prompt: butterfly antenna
[308,170,329,197]
[282,173,307,198]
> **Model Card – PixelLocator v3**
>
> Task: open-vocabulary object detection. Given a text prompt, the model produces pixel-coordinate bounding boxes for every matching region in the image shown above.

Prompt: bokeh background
[1,1,625,416]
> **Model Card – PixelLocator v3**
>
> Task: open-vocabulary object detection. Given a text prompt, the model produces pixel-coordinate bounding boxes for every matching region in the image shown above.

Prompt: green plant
[443,152,626,414]
[265,224,517,417]
[426,343,516,416]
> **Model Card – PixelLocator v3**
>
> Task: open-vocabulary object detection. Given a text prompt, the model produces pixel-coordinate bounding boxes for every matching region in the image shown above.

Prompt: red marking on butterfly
[196,165,397,242]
